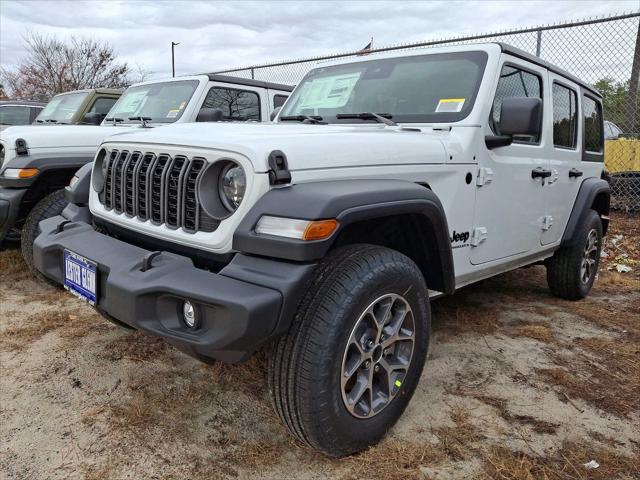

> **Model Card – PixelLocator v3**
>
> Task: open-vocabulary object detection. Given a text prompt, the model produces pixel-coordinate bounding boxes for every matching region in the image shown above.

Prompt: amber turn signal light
[302,219,339,241]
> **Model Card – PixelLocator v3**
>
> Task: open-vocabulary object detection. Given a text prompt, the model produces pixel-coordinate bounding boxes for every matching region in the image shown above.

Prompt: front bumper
[0,187,27,242]
[33,215,316,363]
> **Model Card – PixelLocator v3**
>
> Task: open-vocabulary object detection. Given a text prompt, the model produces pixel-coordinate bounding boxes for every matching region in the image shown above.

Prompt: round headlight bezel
[218,162,246,212]
[92,148,107,193]
[197,159,246,220]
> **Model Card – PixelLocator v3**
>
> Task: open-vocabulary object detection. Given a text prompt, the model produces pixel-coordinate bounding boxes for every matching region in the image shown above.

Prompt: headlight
[219,163,245,211]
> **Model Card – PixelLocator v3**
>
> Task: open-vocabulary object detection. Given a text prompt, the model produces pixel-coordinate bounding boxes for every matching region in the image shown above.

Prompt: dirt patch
[1,212,639,479]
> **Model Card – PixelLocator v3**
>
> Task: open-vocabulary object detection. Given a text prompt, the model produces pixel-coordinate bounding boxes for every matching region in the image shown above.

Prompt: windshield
[280,51,488,124]
[106,80,198,124]
[35,92,89,124]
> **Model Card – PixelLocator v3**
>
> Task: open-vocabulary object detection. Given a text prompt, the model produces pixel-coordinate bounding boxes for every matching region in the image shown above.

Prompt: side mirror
[270,106,281,121]
[499,97,542,136]
[486,97,542,149]
[81,112,103,125]
[196,108,223,122]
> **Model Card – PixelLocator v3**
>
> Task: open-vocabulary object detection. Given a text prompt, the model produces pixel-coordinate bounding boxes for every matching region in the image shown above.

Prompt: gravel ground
[1,212,638,480]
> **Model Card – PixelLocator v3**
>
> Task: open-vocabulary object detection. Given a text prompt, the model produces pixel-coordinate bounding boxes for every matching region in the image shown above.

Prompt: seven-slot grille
[99,149,219,233]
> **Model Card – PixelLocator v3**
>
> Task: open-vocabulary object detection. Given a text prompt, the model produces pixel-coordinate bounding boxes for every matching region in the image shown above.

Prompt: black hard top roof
[204,74,294,92]
[497,43,601,97]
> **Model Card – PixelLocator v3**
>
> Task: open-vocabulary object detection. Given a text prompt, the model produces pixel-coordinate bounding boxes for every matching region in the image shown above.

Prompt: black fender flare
[561,177,610,247]
[0,153,93,187]
[234,179,455,294]
[64,163,93,205]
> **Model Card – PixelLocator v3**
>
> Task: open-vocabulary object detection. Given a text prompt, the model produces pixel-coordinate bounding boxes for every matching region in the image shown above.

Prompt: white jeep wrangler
[33,43,610,457]
[0,75,291,267]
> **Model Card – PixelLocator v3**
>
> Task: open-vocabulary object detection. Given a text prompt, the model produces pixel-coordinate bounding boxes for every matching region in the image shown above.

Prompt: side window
[88,97,118,116]
[552,83,578,149]
[202,87,260,121]
[273,94,288,109]
[0,106,31,126]
[583,96,603,153]
[30,106,44,123]
[491,65,542,144]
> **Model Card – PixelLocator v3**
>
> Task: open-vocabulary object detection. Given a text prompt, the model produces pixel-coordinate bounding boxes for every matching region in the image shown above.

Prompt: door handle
[569,168,583,178]
[531,167,552,179]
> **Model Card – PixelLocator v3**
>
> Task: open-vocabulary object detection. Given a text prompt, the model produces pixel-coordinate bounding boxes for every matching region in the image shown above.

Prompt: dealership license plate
[63,249,97,305]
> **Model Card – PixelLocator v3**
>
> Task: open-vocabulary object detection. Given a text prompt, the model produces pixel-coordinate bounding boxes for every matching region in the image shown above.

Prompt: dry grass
[481,441,640,480]
[0,249,29,279]
[513,322,554,342]
[1,310,101,349]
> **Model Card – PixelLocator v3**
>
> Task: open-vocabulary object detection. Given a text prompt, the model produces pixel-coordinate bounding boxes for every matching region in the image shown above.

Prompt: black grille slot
[112,151,129,213]
[165,156,188,228]
[124,152,141,216]
[98,149,222,234]
[182,158,206,232]
[103,150,119,210]
[136,153,156,220]
[150,154,171,224]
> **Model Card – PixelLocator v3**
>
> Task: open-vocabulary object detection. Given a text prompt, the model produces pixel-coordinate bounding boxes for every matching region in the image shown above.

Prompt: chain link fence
[215,12,640,210]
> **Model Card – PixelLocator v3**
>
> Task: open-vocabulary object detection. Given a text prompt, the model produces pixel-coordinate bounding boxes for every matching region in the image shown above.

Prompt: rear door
[541,74,581,245]
[470,58,549,265]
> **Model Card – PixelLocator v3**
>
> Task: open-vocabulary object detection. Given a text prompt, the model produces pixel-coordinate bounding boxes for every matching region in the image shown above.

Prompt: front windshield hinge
[268,150,291,185]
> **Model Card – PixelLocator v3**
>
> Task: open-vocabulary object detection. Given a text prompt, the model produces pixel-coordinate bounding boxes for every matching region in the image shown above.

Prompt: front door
[470,58,549,265]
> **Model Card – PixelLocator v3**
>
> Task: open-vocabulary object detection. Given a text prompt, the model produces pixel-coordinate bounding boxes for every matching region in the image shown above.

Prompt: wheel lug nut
[366,339,374,349]
[363,360,371,369]
[384,348,391,356]
[374,364,380,372]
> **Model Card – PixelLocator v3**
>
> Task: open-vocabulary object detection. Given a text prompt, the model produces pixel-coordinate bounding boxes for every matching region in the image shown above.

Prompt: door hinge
[476,167,494,186]
[470,227,488,246]
[541,215,554,231]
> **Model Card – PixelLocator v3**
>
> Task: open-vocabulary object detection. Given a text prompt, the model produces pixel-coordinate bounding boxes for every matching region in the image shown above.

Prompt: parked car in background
[34,88,123,126]
[604,120,623,140]
[33,43,610,456]
[0,74,292,265]
[0,101,46,130]
[603,120,639,211]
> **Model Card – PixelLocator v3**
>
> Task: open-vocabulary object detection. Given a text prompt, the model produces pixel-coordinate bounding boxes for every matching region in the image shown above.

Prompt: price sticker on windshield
[435,98,466,113]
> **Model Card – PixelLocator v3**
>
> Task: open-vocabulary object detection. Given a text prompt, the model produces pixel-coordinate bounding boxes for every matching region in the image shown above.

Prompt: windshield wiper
[45,119,58,123]
[280,115,326,124]
[336,112,397,126]
[105,117,124,125]
[35,119,44,123]
[128,116,153,127]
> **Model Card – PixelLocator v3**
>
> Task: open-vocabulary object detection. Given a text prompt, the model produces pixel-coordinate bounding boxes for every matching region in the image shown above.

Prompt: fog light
[182,301,197,328]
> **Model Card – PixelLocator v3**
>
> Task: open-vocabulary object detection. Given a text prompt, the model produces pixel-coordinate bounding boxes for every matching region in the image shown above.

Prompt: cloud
[1,0,636,81]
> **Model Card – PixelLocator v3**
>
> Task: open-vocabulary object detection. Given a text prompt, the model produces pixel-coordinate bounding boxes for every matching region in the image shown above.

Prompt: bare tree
[0,33,133,101]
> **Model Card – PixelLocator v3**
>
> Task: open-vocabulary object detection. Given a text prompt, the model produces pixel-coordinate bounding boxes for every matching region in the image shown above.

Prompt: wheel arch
[233,179,455,295]
[561,177,610,247]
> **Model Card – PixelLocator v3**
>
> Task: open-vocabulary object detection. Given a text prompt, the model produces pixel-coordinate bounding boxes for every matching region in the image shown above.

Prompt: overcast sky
[0,0,637,80]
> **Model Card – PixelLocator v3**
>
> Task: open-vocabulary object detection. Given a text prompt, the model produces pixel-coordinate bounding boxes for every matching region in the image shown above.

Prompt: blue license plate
[63,249,97,305]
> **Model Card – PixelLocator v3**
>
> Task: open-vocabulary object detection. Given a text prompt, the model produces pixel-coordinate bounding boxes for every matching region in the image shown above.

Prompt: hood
[103,122,448,172]
[0,124,145,150]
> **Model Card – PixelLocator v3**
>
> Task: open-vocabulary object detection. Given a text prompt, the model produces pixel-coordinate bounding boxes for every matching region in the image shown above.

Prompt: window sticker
[118,90,147,112]
[298,72,361,109]
[166,109,180,118]
[179,101,187,110]
[435,98,466,113]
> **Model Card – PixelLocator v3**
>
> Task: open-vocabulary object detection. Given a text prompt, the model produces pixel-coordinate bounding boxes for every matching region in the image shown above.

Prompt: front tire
[21,189,67,281]
[268,245,430,457]
[546,209,603,300]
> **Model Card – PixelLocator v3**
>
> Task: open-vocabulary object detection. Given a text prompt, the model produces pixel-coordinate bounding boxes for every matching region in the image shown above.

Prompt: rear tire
[21,189,67,283]
[268,244,430,457]
[546,209,602,300]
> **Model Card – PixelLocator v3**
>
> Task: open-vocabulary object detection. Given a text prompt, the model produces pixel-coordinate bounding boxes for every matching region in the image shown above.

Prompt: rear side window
[202,87,260,121]
[583,96,603,153]
[273,94,288,109]
[491,65,542,144]
[88,97,118,116]
[0,105,31,125]
[552,83,578,149]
